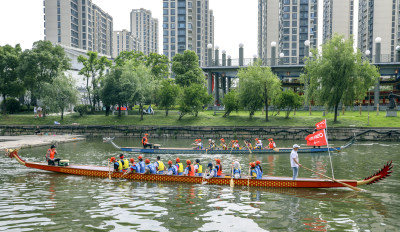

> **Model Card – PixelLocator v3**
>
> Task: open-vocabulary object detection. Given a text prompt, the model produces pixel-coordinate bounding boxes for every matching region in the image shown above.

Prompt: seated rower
[197,139,203,149]
[144,159,157,174]
[184,160,195,176]
[255,138,263,149]
[215,159,223,177]
[154,156,165,174]
[234,140,240,150]
[46,145,60,166]
[249,162,262,179]
[142,133,153,149]
[119,154,130,172]
[166,160,177,175]
[220,138,227,150]
[244,140,253,150]
[194,159,203,176]
[123,158,140,175]
[209,140,216,150]
[268,138,276,149]
[204,163,218,179]
[110,157,122,172]
[233,161,241,179]
[255,160,263,178]
[138,155,145,173]
[175,158,184,175]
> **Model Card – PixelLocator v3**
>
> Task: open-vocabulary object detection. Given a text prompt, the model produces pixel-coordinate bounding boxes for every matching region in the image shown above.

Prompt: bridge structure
[201,45,400,108]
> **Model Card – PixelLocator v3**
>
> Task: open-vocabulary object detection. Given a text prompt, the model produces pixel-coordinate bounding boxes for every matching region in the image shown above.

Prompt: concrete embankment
[0,125,399,141]
[0,135,85,150]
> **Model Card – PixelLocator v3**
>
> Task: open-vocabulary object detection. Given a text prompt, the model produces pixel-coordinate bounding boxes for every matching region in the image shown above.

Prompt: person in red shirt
[46,145,60,166]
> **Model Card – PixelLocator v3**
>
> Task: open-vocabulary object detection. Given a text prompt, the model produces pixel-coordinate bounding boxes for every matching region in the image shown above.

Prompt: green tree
[222,89,239,117]
[301,34,380,122]
[19,40,70,112]
[178,84,212,120]
[172,50,205,87]
[238,61,281,120]
[78,51,111,112]
[157,78,180,116]
[146,53,170,78]
[114,50,146,67]
[41,74,78,120]
[0,44,24,114]
[273,90,303,118]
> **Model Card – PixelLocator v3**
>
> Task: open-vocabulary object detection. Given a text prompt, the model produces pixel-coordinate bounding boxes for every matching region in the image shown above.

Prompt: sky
[0,0,329,59]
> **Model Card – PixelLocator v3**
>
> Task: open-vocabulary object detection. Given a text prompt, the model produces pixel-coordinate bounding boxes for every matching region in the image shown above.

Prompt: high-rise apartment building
[130,8,159,55]
[44,0,113,56]
[258,0,318,65]
[358,0,399,62]
[112,30,141,58]
[323,0,354,43]
[162,0,214,66]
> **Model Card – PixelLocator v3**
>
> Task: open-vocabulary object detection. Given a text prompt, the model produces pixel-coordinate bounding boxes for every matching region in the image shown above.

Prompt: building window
[163,2,168,8]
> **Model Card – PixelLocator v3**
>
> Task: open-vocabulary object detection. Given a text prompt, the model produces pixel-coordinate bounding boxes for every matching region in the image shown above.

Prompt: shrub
[74,104,90,116]
[1,98,21,114]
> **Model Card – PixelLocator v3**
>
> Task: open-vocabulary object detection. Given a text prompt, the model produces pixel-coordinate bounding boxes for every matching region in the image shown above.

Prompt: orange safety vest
[142,137,148,145]
[187,164,195,176]
[216,164,222,176]
[269,142,274,149]
[47,149,56,159]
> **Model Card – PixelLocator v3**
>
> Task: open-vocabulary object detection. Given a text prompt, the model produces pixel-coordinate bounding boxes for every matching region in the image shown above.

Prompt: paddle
[300,164,362,191]
[108,159,111,180]
[201,169,209,185]
[230,163,234,188]
[244,140,252,154]
[247,166,251,187]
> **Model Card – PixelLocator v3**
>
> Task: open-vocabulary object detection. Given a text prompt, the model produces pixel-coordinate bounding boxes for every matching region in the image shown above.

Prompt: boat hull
[23,161,358,188]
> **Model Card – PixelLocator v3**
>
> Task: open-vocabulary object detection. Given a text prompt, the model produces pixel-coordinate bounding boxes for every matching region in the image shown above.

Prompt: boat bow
[103,137,121,150]
[357,161,393,186]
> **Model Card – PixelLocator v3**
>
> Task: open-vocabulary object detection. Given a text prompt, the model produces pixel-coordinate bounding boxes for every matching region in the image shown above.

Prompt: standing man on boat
[138,155,146,173]
[154,156,165,174]
[144,159,157,174]
[175,158,184,175]
[194,159,203,176]
[291,144,302,180]
[46,145,60,166]
[166,160,177,175]
[255,160,263,178]
[184,160,195,176]
[119,154,129,172]
[142,133,153,149]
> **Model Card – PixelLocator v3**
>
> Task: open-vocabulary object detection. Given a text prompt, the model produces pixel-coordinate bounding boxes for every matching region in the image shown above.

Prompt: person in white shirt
[290,144,302,180]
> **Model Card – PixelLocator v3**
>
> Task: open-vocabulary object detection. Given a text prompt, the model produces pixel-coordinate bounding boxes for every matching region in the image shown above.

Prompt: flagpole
[324,119,335,179]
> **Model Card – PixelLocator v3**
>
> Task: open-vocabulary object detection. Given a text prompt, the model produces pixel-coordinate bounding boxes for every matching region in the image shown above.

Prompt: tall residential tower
[44,0,113,56]
[112,29,141,58]
[130,8,159,55]
[258,0,318,65]
[162,0,214,66]
[323,0,354,43]
[358,0,400,62]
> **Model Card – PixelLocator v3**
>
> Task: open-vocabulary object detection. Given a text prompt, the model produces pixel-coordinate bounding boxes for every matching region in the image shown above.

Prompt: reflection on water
[0,138,399,231]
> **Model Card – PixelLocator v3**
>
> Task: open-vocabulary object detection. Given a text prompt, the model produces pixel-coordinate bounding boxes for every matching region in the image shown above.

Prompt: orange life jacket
[216,164,222,176]
[47,149,56,159]
[187,164,195,176]
[269,142,274,149]
[142,137,148,145]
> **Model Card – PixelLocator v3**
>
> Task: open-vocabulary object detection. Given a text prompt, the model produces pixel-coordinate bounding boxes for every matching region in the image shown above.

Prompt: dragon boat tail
[5,149,392,189]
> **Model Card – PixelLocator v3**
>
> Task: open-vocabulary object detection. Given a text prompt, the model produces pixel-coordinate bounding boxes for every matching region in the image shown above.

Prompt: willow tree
[301,34,380,122]
[238,61,281,120]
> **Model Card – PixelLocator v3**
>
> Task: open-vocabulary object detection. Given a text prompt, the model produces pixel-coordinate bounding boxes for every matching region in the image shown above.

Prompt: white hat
[293,144,300,148]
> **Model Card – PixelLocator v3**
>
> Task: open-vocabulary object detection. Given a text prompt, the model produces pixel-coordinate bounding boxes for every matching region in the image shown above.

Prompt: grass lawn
[0,109,399,128]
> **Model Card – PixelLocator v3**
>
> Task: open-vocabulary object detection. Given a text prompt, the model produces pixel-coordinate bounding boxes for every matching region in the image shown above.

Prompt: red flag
[305,129,328,146]
[315,119,327,130]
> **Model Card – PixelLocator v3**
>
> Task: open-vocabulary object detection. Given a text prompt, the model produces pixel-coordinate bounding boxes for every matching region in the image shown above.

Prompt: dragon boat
[103,137,355,154]
[5,149,392,189]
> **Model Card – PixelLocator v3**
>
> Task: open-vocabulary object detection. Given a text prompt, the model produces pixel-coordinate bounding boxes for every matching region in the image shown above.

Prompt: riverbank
[0,135,85,150]
[1,110,399,127]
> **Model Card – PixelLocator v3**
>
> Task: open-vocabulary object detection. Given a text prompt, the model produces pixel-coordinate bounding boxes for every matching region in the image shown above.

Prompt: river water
[0,137,399,231]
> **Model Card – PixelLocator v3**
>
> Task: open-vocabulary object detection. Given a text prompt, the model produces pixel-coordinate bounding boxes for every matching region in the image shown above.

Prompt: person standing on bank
[142,133,153,149]
[46,145,60,166]
[291,144,302,180]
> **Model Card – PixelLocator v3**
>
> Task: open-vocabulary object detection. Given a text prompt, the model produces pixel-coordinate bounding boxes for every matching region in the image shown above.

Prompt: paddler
[215,159,222,177]
[184,160,195,176]
[255,160,263,178]
[119,154,130,172]
[249,162,258,179]
[233,161,241,179]
[244,140,253,150]
[166,160,177,175]
[123,158,140,175]
[154,156,165,174]
[144,159,157,174]
[220,138,227,150]
[110,157,122,172]
[142,133,153,149]
[255,138,263,149]
[46,145,60,166]
[194,159,203,176]
[204,162,218,179]
[175,157,184,175]
[268,138,276,149]
[138,155,145,173]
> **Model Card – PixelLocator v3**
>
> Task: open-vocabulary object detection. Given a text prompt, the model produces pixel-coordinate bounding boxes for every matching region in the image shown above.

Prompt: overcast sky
[0,0,331,58]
